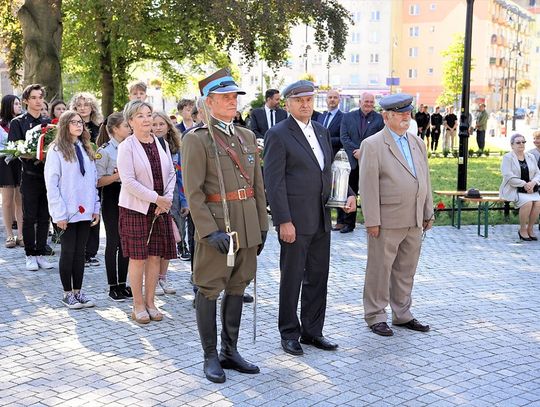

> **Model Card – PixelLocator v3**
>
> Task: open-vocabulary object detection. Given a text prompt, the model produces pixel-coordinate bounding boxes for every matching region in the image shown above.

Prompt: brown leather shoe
[370,322,394,336]
[394,318,430,332]
[332,223,344,231]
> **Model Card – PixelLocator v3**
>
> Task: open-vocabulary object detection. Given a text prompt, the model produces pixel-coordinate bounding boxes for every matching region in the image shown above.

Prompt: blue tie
[74,143,85,176]
[398,137,415,176]
[323,112,332,128]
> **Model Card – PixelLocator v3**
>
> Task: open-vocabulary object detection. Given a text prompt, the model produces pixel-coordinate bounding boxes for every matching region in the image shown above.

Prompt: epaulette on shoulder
[98,142,109,150]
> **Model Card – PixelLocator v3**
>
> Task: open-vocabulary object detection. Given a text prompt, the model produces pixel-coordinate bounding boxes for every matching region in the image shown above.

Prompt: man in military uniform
[181,69,268,383]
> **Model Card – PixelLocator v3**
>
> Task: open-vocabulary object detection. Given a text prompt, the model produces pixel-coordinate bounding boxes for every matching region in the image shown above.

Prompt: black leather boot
[219,294,260,374]
[195,292,226,383]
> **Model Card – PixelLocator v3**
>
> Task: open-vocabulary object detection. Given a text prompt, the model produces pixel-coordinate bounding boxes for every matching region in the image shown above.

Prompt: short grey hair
[510,133,525,145]
[123,100,153,122]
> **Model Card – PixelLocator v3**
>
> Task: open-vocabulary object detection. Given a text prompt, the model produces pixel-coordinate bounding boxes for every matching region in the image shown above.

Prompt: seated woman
[500,133,540,241]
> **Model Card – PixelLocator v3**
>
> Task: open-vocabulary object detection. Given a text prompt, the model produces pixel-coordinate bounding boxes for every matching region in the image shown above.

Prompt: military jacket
[181,118,268,248]
[95,137,120,181]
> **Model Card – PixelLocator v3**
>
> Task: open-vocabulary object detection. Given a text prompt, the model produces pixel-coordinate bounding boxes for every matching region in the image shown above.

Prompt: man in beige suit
[358,93,434,337]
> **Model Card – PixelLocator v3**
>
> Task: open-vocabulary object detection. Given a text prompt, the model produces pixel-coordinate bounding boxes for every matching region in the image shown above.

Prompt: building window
[409,47,418,57]
[370,11,380,21]
[369,75,379,85]
[429,26,435,33]
[350,54,360,64]
[370,53,379,63]
[409,4,419,15]
[352,11,361,23]
[428,68,434,75]
[428,46,434,55]
[430,3,437,10]
[408,69,417,79]
[350,74,360,85]
[351,32,361,43]
[369,31,379,43]
[409,26,420,37]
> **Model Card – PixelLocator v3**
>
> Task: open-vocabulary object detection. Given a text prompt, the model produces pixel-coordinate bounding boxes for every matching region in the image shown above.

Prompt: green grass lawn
[352,155,519,226]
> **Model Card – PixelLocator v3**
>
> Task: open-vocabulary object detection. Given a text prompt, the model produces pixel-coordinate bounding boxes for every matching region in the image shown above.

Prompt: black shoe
[85,257,100,266]
[300,336,338,351]
[179,251,191,261]
[204,353,226,383]
[394,318,430,332]
[219,352,260,374]
[109,286,126,302]
[339,225,355,234]
[43,245,54,256]
[281,339,303,356]
[120,285,133,298]
[332,223,344,231]
[242,293,254,303]
[370,322,394,336]
[530,235,538,241]
[518,232,532,241]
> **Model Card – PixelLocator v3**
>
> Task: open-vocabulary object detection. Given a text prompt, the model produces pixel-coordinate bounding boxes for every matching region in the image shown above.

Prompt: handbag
[171,216,181,243]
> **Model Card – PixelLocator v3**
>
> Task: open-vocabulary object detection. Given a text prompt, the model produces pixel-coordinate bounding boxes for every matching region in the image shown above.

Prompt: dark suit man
[358,93,433,337]
[264,80,356,356]
[250,89,287,139]
[339,93,384,233]
[317,90,346,230]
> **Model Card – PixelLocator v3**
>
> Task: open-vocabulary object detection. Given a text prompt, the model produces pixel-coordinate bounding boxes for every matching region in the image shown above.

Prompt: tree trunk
[95,11,114,117]
[18,0,62,101]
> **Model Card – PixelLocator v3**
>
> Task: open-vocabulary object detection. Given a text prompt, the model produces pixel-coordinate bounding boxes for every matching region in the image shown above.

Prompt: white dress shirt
[264,105,276,130]
[293,117,324,170]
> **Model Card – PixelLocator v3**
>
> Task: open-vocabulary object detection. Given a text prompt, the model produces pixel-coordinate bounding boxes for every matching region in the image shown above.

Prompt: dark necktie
[270,109,275,127]
[323,112,332,128]
[74,143,85,176]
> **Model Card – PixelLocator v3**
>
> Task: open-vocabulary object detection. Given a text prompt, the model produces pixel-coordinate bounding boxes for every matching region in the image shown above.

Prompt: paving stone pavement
[1,221,539,406]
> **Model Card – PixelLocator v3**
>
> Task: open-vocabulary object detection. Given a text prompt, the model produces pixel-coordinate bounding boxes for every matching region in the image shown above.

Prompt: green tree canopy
[0,0,351,115]
[437,34,474,108]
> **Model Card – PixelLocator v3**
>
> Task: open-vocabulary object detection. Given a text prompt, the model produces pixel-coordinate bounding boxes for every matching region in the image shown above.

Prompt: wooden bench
[456,196,508,238]
[434,190,500,227]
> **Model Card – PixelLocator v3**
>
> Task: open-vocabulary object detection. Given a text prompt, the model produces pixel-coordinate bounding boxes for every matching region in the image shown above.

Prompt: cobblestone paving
[0,222,539,406]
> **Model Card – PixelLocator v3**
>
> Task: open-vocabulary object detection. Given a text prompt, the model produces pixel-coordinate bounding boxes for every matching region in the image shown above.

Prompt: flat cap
[379,93,414,112]
[198,68,245,97]
[282,80,315,99]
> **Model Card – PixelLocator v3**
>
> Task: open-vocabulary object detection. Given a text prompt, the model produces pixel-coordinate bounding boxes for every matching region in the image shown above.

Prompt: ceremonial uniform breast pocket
[241,144,258,167]
[207,146,233,170]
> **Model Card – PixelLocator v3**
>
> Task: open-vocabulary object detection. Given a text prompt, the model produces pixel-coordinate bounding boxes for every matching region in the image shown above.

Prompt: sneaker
[74,292,95,308]
[43,245,54,256]
[159,278,177,295]
[121,286,133,298]
[85,257,100,267]
[26,255,39,271]
[109,286,126,302]
[179,250,191,261]
[36,255,55,270]
[62,292,83,309]
[155,283,165,296]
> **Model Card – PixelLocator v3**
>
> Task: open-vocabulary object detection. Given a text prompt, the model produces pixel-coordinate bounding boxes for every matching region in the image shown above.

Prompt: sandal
[131,309,150,324]
[5,237,16,248]
[146,307,163,321]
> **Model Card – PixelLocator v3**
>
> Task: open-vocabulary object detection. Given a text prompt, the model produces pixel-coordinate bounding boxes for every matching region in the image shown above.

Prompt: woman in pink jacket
[117,101,176,324]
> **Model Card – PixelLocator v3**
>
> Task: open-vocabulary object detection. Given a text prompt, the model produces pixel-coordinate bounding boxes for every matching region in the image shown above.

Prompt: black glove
[205,231,230,254]
[257,231,267,255]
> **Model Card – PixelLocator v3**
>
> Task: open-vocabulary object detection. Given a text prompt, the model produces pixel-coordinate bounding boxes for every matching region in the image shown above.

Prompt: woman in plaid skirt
[117,101,177,324]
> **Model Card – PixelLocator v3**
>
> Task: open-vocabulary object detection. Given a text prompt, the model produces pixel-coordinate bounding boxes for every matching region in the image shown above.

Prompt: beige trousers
[363,227,422,326]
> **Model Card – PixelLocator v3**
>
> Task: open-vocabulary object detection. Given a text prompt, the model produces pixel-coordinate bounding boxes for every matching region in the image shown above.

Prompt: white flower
[25,124,42,142]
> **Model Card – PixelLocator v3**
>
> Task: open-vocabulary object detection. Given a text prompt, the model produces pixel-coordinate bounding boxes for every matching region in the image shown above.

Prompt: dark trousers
[20,173,50,256]
[85,220,100,260]
[476,130,486,150]
[102,184,128,286]
[431,128,441,151]
[342,165,359,228]
[278,227,331,340]
[59,221,91,291]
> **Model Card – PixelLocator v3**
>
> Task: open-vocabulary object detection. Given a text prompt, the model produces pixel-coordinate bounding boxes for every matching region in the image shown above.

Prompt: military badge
[95,152,102,159]
[247,154,255,164]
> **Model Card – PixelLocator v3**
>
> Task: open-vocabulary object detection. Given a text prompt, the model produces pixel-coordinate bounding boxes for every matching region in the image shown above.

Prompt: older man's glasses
[514,141,526,145]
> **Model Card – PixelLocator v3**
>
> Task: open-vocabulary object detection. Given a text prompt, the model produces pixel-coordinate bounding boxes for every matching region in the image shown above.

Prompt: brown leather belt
[206,187,255,203]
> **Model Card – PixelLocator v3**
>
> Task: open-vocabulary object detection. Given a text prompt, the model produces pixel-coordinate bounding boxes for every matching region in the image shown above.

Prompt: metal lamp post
[457,0,474,191]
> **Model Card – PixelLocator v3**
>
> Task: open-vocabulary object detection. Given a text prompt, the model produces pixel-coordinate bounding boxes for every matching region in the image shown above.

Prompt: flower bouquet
[0,120,57,163]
